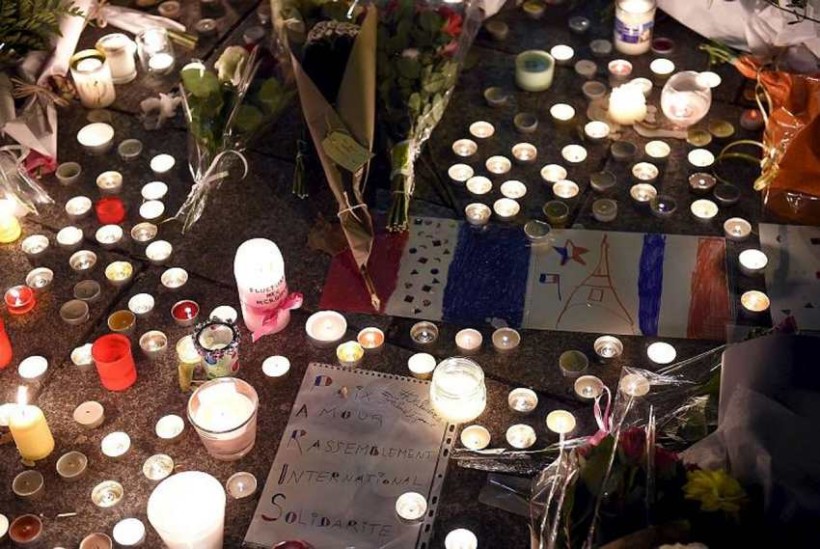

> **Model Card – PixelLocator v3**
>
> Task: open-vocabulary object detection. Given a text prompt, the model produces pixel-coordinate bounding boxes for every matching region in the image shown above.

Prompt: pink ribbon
[588,386,613,446]
[248,292,304,342]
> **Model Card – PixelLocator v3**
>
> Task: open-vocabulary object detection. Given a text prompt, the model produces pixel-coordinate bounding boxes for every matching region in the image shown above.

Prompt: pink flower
[24,151,56,176]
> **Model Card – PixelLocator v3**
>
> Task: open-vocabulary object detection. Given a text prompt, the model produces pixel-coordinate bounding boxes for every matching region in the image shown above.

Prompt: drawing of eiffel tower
[556,235,637,333]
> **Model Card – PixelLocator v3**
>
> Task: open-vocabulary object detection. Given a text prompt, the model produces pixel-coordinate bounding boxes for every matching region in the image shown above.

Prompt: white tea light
[112,518,146,548]
[696,71,722,88]
[632,162,659,183]
[262,356,291,378]
[465,176,492,195]
[141,181,169,201]
[150,154,175,175]
[146,240,173,263]
[469,121,495,139]
[546,410,576,435]
[690,199,718,221]
[96,171,123,194]
[77,123,114,155]
[395,492,428,522]
[21,235,49,257]
[574,375,604,400]
[645,140,671,161]
[455,328,483,353]
[460,424,491,450]
[511,143,538,164]
[464,203,491,226]
[553,180,580,199]
[741,290,770,313]
[630,183,657,204]
[688,149,715,168]
[155,414,184,441]
[139,200,165,220]
[561,144,588,164]
[739,249,768,275]
[445,529,478,549]
[486,155,512,174]
[549,103,576,123]
[650,58,675,80]
[500,180,527,199]
[647,341,676,365]
[584,121,610,141]
[105,261,133,286]
[161,267,188,289]
[723,218,752,241]
[95,225,124,246]
[101,431,131,458]
[540,164,567,183]
[57,226,83,249]
[492,327,520,351]
[448,163,474,183]
[508,388,538,413]
[19,355,48,381]
[493,198,520,219]
[452,139,478,157]
[594,335,623,360]
[305,310,348,345]
[550,44,574,65]
[408,353,437,378]
[506,424,536,449]
[128,293,155,316]
[131,222,158,243]
[65,196,92,218]
[592,198,618,222]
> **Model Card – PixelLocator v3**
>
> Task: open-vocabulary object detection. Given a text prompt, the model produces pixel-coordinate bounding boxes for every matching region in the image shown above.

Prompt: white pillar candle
[646,341,676,364]
[614,0,657,55]
[741,290,770,313]
[460,424,491,450]
[235,239,298,337]
[608,83,647,125]
[515,50,555,92]
[147,472,225,549]
[546,410,576,435]
[469,121,495,139]
[137,28,176,76]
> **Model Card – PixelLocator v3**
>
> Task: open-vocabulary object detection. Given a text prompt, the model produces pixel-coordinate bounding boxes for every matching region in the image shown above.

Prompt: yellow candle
[9,387,55,461]
[0,199,22,244]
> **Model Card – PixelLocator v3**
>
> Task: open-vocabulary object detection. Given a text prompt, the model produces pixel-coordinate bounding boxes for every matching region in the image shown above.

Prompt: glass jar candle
[661,71,712,129]
[69,50,116,108]
[187,377,259,461]
[95,34,137,84]
[614,0,657,55]
[429,357,487,423]
[136,28,175,76]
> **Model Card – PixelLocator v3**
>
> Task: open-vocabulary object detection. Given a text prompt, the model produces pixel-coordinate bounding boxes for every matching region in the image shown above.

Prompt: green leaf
[418,10,442,32]
[408,93,421,115]
[396,57,421,80]
[580,436,616,493]
[234,104,264,134]
[181,67,220,98]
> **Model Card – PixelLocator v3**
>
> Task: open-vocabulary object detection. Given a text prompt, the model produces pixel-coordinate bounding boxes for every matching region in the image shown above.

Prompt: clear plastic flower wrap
[0,146,53,215]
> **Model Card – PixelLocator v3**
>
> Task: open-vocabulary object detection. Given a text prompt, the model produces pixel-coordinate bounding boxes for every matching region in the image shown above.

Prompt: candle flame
[17,386,28,406]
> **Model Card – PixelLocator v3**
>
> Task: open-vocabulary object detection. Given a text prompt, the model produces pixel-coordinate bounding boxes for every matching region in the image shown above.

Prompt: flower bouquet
[176,45,295,232]
[375,0,482,231]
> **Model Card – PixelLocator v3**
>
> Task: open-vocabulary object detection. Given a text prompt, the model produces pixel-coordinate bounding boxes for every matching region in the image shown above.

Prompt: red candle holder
[4,285,36,315]
[9,514,43,545]
[0,318,12,368]
[91,333,137,391]
[172,300,200,327]
[95,196,126,225]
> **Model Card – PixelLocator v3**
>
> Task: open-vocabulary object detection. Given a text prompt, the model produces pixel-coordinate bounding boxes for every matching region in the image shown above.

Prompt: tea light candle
[561,144,588,164]
[688,149,715,169]
[459,425,491,452]
[9,387,55,461]
[18,355,47,381]
[688,172,717,195]
[25,267,53,292]
[553,180,580,199]
[593,335,623,361]
[9,515,43,545]
[226,472,257,500]
[592,198,618,222]
[141,181,169,201]
[697,71,721,89]
[12,470,44,499]
[713,183,741,206]
[513,112,538,134]
[515,50,555,92]
[408,353,436,379]
[651,35,675,55]
[101,431,131,458]
[108,310,136,336]
[57,226,83,249]
[21,235,49,261]
[584,121,611,141]
[611,141,638,162]
[493,198,520,219]
[395,492,427,522]
[630,77,653,97]
[645,140,670,162]
[155,414,184,442]
[305,310,347,346]
[508,388,538,413]
[71,343,94,367]
[608,59,633,82]
[171,300,200,327]
[410,321,438,345]
[445,529,478,549]
[77,122,115,155]
[96,225,124,247]
[452,139,478,158]
[210,305,238,323]
[56,450,88,481]
[91,480,124,508]
[465,203,491,226]
[66,196,93,219]
[650,195,677,218]
[650,58,675,82]
[159,269,187,291]
[574,375,605,400]
[543,200,570,227]
[647,341,676,364]
[113,518,146,548]
[582,81,608,102]
[723,217,752,241]
[5,285,35,315]
[740,109,764,131]
[140,200,165,220]
[96,171,123,194]
[630,183,657,204]
[546,410,576,435]
[506,424,536,449]
[466,176,492,195]
[60,299,90,325]
[118,139,143,161]
[522,0,545,19]
[590,171,617,193]
[608,83,647,125]
[140,330,168,360]
[739,249,768,275]
[486,155,512,174]
[492,327,520,351]
[448,163,474,183]
[146,240,173,264]
[550,44,574,65]
[632,162,659,183]
[159,0,182,19]
[73,400,105,429]
[569,15,591,34]
[690,199,718,221]
[590,38,613,57]
[620,373,650,397]
[501,180,527,199]
[469,121,495,139]
[143,454,174,481]
[708,119,735,140]
[128,293,155,317]
[336,341,364,367]
[150,154,175,176]
[131,222,158,243]
[105,261,133,287]
[484,20,508,41]
[455,328,483,353]
[574,59,598,79]
[262,355,291,378]
[512,143,537,165]
[549,103,576,124]
[559,350,589,378]
[483,86,509,107]
[356,327,385,351]
[741,290,770,313]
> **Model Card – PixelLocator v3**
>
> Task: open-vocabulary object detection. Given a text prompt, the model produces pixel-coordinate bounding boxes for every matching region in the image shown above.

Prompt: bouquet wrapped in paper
[176,45,295,232]
[271,0,381,308]
[375,0,482,231]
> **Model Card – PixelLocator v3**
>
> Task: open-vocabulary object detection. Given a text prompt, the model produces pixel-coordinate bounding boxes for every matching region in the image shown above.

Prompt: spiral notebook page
[245,363,454,549]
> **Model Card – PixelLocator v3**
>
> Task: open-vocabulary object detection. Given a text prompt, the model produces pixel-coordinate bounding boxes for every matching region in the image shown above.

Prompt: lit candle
[161,267,188,289]
[128,293,156,317]
[96,33,137,84]
[113,518,146,548]
[646,341,676,365]
[9,387,54,461]
[20,235,48,261]
[452,139,477,158]
[739,249,768,276]
[511,143,537,164]
[132,222,159,243]
[57,226,83,249]
[550,44,574,65]
[649,58,675,83]
[262,355,290,379]
[464,203,491,226]
[608,83,647,125]
[4,285,35,315]
[500,180,527,199]
[687,149,715,169]
[137,28,176,76]
[460,424,491,450]
[226,472,257,500]
[448,163,474,183]
[613,0,657,55]
[574,375,604,400]
[553,180,580,199]
[541,164,567,183]
[155,414,184,442]
[140,330,168,360]
[645,140,670,162]
[430,357,486,423]
[147,471,226,549]
[455,328,483,353]
[632,162,659,183]
[592,198,618,222]
[561,144,588,164]
[630,183,657,204]
[508,388,538,413]
[584,121,610,141]
[469,121,495,139]
[594,335,623,361]
[549,103,575,124]
[96,170,123,194]
[146,240,173,264]
[305,311,347,346]
[187,378,259,460]
[142,181,169,201]
[546,410,576,435]
[150,154,176,175]
[336,341,364,367]
[105,261,133,287]
[515,50,555,92]
[96,225,124,247]
[445,529,478,549]
[91,480,124,508]
[492,327,520,351]
[466,176,492,195]
[69,50,116,108]
[690,199,718,221]
[506,424,536,449]
[486,155,512,174]
[408,352,437,379]
[493,198,520,219]
[77,123,114,155]
[171,300,200,327]
[18,355,47,381]
[619,373,650,397]
[410,321,439,345]
[0,199,22,244]
[395,492,427,522]
[607,59,633,83]
[723,217,751,241]
[357,327,385,351]
[741,290,770,313]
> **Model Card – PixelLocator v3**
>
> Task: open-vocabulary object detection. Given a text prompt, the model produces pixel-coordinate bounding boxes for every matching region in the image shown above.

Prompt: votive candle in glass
[430,357,486,423]
[486,155,512,174]
[460,424,491,450]
[561,144,588,164]
[614,0,656,55]
[136,28,175,76]
[553,180,580,199]
[95,33,137,84]
[741,290,770,313]
[452,139,478,158]
[465,203,491,226]
[5,286,35,315]
[188,378,259,461]
[69,50,116,109]
[448,163,474,183]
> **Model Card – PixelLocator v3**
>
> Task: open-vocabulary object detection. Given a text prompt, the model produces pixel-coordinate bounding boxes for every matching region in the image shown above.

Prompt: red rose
[654,446,679,476]
[619,427,646,463]
[438,6,463,37]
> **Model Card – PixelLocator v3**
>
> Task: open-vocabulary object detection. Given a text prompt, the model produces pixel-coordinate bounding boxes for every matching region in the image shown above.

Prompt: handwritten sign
[245,363,453,549]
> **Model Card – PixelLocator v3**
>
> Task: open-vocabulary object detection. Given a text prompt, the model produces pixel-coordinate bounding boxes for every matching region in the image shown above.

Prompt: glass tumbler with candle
[613,0,657,55]
[430,357,487,424]
[661,71,712,129]
[188,377,259,460]
[136,28,175,76]
[69,50,116,108]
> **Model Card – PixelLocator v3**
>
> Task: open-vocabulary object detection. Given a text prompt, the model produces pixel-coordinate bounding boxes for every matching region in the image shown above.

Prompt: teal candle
[515,50,555,92]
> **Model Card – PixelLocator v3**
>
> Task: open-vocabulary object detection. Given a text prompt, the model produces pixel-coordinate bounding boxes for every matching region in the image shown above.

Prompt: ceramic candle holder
[57,226,83,250]
[584,121,611,142]
[460,425,491,450]
[561,144,587,164]
[452,139,478,158]
[465,203,491,227]
[469,121,494,139]
[407,353,437,379]
[500,180,527,199]
[486,155,512,174]
[592,198,618,222]
[465,176,492,195]
[56,451,88,481]
[96,171,123,194]
[131,222,158,243]
[508,388,538,413]
[553,180,580,199]
[512,143,538,165]
[25,267,54,293]
[493,198,520,220]
[690,199,718,221]
[410,321,439,345]
[448,163,474,183]
[723,217,752,241]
